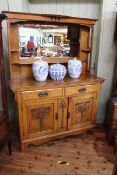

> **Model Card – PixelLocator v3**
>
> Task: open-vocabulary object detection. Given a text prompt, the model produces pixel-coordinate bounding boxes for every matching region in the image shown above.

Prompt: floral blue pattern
[32,60,48,81]
[68,58,82,78]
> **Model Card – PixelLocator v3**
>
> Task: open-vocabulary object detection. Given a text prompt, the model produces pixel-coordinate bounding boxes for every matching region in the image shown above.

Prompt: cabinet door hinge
[67,112,71,119]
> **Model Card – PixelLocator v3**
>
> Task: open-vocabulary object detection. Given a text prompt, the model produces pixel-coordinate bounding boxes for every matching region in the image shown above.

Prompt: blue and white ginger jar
[32,60,48,81]
[49,63,67,80]
[68,58,82,78]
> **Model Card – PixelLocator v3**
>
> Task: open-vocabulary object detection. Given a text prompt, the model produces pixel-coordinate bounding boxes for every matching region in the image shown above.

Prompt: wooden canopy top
[2,11,97,26]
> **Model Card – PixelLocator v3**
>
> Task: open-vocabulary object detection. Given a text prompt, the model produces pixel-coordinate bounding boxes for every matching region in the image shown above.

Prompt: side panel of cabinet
[79,27,90,73]
[68,93,97,130]
[22,99,58,139]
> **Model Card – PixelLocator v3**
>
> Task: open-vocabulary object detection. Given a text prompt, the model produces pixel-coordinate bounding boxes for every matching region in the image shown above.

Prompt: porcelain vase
[68,58,82,78]
[32,60,48,81]
[49,63,67,80]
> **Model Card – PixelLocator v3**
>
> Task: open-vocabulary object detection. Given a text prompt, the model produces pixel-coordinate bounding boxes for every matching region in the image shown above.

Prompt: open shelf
[10,49,19,52]
[11,57,78,65]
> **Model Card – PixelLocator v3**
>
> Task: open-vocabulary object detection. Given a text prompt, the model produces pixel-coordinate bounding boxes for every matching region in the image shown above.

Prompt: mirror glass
[0,77,3,118]
[19,24,70,58]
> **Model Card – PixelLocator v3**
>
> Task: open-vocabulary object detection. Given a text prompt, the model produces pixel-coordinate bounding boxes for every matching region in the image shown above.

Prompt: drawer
[65,84,97,96]
[21,88,63,101]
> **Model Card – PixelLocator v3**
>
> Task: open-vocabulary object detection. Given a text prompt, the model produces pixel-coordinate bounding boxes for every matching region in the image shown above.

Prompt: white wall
[97,0,117,123]
[7,0,29,12]
[29,0,100,18]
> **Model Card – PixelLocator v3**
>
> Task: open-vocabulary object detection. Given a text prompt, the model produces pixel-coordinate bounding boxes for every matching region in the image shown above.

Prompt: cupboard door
[22,99,57,139]
[68,93,97,130]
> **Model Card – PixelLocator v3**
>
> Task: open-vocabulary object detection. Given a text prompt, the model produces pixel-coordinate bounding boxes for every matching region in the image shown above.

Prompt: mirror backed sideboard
[3,11,104,150]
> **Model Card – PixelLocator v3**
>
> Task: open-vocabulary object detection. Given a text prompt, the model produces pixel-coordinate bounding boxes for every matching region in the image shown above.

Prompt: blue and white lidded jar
[32,59,48,81]
[49,63,67,80]
[68,58,82,78]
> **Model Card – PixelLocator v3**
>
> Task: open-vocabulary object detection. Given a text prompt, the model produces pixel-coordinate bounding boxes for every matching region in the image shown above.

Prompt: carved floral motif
[75,101,90,113]
[59,101,67,129]
[32,107,50,131]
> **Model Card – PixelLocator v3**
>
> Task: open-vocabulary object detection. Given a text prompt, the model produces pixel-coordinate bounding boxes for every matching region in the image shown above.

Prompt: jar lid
[50,63,66,71]
[68,57,82,64]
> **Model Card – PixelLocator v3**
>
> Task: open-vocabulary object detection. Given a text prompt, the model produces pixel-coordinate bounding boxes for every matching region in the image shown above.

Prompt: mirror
[0,77,3,118]
[19,24,71,58]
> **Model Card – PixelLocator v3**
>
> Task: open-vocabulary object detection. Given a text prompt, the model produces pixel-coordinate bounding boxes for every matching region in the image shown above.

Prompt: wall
[29,0,100,18]
[96,0,117,123]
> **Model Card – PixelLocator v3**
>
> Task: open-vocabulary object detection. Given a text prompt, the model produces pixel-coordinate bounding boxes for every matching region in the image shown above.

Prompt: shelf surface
[10,50,19,52]
[11,57,79,64]
[10,74,104,92]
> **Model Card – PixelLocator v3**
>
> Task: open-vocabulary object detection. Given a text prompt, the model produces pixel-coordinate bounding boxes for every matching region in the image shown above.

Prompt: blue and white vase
[32,60,48,81]
[49,63,67,80]
[68,58,82,78]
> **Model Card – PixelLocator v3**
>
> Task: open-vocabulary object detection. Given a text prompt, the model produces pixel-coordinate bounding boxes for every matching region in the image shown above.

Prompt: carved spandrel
[59,101,67,109]
[75,101,90,113]
[31,107,50,131]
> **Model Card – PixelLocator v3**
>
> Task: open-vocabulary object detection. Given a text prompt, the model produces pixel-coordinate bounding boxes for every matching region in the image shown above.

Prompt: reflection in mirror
[19,24,70,58]
[0,77,3,118]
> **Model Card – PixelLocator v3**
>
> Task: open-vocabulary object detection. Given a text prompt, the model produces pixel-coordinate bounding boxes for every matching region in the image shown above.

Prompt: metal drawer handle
[78,88,86,93]
[38,92,48,97]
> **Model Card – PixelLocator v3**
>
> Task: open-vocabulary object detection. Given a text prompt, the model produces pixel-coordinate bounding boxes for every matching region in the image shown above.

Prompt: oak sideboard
[3,11,104,150]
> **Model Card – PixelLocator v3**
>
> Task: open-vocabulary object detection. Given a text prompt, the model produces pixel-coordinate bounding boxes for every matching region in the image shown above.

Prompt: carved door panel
[22,99,57,139]
[57,98,67,131]
[68,93,97,130]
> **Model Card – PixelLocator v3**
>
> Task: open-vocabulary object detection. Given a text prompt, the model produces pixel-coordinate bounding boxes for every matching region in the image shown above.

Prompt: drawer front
[22,88,63,101]
[65,84,97,96]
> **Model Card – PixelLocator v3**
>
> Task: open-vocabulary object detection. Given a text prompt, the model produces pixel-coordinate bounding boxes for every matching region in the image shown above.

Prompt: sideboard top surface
[10,74,104,92]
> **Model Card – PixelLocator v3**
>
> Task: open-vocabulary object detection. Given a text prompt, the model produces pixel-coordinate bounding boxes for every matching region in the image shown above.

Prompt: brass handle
[38,92,48,97]
[78,88,86,93]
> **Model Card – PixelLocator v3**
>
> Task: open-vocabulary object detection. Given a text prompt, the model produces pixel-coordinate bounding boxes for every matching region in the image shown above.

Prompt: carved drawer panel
[65,84,97,96]
[21,88,63,101]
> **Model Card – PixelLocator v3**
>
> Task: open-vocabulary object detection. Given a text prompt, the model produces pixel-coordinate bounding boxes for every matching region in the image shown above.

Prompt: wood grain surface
[0,130,114,175]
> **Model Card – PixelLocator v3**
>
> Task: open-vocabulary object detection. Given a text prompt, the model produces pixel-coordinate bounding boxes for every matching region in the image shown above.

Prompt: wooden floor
[0,130,115,175]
